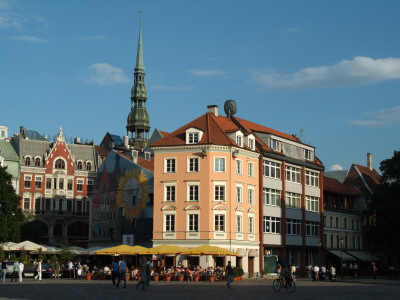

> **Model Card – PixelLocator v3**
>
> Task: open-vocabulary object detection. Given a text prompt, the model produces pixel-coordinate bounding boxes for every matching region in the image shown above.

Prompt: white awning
[248,249,258,257]
[327,250,354,261]
[346,251,379,261]
[236,248,246,257]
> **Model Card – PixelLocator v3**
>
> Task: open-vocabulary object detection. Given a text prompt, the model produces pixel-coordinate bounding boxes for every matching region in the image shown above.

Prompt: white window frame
[270,139,281,151]
[236,214,243,233]
[236,184,243,203]
[164,183,177,202]
[165,214,176,232]
[306,196,319,212]
[214,157,226,172]
[248,162,254,177]
[187,157,199,172]
[306,221,319,237]
[214,214,225,232]
[285,165,301,183]
[214,183,226,202]
[187,182,200,202]
[236,134,243,147]
[186,128,203,144]
[248,186,255,205]
[263,188,281,206]
[263,160,281,179]
[305,170,319,187]
[263,216,281,234]
[304,149,313,160]
[248,215,255,234]
[236,159,243,175]
[164,158,176,173]
[187,213,199,232]
[286,219,301,235]
[285,192,301,209]
[248,137,255,150]
[188,132,199,144]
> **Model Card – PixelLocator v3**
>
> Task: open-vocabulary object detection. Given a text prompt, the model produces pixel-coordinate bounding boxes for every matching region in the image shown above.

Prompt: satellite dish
[224,99,237,118]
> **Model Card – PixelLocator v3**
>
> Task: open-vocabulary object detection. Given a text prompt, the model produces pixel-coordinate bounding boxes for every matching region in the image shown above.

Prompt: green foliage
[20,251,28,264]
[59,245,75,265]
[20,220,47,243]
[10,252,17,261]
[233,266,244,277]
[38,248,47,262]
[50,255,58,268]
[0,246,5,261]
[379,150,400,183]
[0,166,25,243]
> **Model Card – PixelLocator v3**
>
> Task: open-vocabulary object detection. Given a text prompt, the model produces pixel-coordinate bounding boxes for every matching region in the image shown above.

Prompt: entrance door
[248,257,254,277]
[264,256,277,274]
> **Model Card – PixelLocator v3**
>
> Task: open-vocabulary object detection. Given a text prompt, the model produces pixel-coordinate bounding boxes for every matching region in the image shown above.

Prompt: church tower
[127,17,150,151]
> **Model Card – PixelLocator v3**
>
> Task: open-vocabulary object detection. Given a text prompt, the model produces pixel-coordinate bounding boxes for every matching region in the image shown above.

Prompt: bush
[233,266,244,277]
[10,253,17,261]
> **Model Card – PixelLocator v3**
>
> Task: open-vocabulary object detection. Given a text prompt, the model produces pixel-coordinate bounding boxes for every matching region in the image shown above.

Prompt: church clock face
[116,169,151,221]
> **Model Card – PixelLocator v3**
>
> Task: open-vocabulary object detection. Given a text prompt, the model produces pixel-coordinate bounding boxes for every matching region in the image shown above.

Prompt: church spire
[126,12,150,151]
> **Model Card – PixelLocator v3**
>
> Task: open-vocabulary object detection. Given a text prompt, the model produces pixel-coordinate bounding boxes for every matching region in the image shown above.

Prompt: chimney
[367,153,373,171]
[207,105,218,117]
[123,136,129,149]
[132,150,138,164]
[74,137,81,144]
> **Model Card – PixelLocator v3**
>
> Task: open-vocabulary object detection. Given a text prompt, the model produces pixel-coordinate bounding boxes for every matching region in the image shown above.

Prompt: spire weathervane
[139,10,142,23]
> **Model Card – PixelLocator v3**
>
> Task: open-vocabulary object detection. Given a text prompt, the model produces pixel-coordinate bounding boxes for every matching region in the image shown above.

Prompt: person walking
[1,259,8,282]
[68,260,74,279]
[136,257,147,290]
[11,260,19,282]
[18,261,24,282]
[34,259,42,281]
[111,259,119,288]
[372,261,377,280]
[226,261,233,288]
[54,260,60,279]
[117,257,127,288]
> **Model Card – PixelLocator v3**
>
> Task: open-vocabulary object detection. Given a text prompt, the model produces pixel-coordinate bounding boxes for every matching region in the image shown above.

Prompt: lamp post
[318,240,322,266]
[340,237,344,280]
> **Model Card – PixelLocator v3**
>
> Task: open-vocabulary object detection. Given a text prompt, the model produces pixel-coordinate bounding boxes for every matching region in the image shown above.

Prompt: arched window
[77,161,83,170]
[25,157,31,166]
[55,159,65,169]
[35,158,41,167]
[86,162,92,171]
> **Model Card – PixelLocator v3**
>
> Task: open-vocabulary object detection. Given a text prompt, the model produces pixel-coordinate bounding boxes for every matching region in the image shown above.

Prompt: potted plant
[153,273,159,281]
[165,273,172,282]
[86,272,92,280]
[208,274,215,282]
[233,266,244,281]
[178,274,185,282]
[193,273,200,282]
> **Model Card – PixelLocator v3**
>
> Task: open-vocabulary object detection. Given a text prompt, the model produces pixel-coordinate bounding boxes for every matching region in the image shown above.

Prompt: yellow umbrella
[182,245,238,256]
[96,244,148,255]
[140,244,187,255]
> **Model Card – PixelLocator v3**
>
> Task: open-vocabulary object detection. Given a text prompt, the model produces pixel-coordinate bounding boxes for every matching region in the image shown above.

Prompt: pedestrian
[372,261,377,280]
[111,258,119,288]
[321,265,326,281]
[1,259,8,282]
[354,262,358,278]
[290,264,296,282]
[18,261,24,282]
[136,257,147,290]
[117,257,127,288]
[54,260,60,279]
[145,258,152,287]
[34,259,42,281]
[77,262,82,279]
[11,260,19,282]
[68,260,74,279]
[226,261,233,288]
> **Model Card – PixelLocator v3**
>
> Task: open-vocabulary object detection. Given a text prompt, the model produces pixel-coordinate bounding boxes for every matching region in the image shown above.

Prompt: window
[351,219,355,230]
[263,160,281,179]
[336,217,339,228]
[86,162,92,171]
[35,177,42,189]
[55,159,65,169]
[188,214,199,231]
[331,234,334,249]
[188,132,199,144]
[188,185,199,201]
[329,216,333,228]
[165,185,176,202]
[45,199,51,210]
[24,198,30,209]
[304,149,312,160]
[236,215,242,233]
[236,135,243,147]
[59,178,64,190]
[35,198,41,210]
[25,157,31,166]
[286,219,301,235]
[214,214,225,232]
[35,158,41,167]
[46,178,52,189]
[236,160,243,175]
[165,158,176,173]
[248,162,254,177]
[248,138,255,150]
[77,179,83,191]
[214,157,225,172]
[306,221,319,237]
[67,180,73,190]
[77,201,82,212]
[165,215,175,232]
[67,200,72,211]
[286,166,301,183]
[357,220,360,231]
[271,139,281,151]
[344,218,348,229]
[54,178,57,189]
[77,161,83,170]
[236,185,243,203]
[324,216,326,226]
[214,185,225,201]
[263,216,281,234]
[248,187,255,205]
[285,192,301,209]
[188,158,199,172]
[263,188,281,206]
[248,216,255,234]
[306,196,319,212]
[58,199,63,210]
[24,176,31,188]
[305,171,319,187]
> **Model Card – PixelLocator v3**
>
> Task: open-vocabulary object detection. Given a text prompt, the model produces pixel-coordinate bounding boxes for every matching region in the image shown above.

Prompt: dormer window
[55,159,65,169]
[25,157,31,166]
[77,161,83,170]
[271,139,281,151]
[86,162,92,171]
[236,135,242,147]
[35,157,41,167]
[186,127,203,144]
[304,149,313,160]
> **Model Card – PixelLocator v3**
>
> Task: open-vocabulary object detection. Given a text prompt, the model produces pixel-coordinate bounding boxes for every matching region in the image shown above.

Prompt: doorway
[248,257,254,277]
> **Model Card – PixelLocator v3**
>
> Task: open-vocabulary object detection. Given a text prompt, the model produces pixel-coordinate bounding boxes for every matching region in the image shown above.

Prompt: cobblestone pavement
[1,277,399,300]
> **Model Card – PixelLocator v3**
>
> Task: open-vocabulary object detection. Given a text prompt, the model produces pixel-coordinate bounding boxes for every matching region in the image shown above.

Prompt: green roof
[0,140,19,161]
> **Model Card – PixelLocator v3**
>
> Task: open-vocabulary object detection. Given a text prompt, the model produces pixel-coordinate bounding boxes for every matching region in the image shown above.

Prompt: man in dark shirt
[226,261,233,288]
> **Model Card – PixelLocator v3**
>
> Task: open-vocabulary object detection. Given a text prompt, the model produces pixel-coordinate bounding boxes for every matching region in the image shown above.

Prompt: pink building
[151,105,260,276]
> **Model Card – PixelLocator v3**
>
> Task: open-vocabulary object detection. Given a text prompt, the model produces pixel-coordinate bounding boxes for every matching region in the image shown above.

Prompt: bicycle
[272,273,295,293]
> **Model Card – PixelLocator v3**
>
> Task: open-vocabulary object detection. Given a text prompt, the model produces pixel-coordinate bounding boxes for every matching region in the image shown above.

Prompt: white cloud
[11,35,45,42]
[330,164,344,171]
[188,69,226,76]
[151,85,195,91]
[85,63,130,85]
[348,106,400,128]
[253,56,400,90]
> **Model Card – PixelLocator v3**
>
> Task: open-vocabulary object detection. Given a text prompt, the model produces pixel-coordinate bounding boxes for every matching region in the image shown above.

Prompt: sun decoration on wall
[116,169,151,222]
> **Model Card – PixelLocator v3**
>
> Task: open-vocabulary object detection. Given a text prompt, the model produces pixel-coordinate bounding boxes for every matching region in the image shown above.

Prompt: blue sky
[1,0,400,172]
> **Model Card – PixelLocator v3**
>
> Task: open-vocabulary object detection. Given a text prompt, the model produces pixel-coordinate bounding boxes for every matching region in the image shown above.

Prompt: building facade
[0,125,20,192]
[11,126,97,247]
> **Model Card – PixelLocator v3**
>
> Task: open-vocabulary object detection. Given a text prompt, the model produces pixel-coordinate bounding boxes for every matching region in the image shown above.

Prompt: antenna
[139,10,143,23]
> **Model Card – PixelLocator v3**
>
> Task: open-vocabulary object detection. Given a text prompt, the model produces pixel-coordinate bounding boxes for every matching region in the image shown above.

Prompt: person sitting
[215,266,223,281]
[184,267,192,281]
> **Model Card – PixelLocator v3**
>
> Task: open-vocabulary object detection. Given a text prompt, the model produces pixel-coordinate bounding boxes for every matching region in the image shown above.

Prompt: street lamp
[318,240,322,266]
[340,237,344,280]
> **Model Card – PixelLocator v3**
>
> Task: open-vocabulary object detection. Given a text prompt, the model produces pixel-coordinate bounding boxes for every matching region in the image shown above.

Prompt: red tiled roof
[115,150,154,171]
[353,164,381,192]
[159,130,170,137]
[324,176,359,196]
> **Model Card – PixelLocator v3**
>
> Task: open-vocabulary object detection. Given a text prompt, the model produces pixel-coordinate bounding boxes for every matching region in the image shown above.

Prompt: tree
[59,245,75,265]
[0,246,4,261]
[0,166,24,242]
[368,150,400,249]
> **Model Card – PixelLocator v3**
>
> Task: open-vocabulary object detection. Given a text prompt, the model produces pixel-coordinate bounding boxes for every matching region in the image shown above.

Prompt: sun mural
[116,169,151,221]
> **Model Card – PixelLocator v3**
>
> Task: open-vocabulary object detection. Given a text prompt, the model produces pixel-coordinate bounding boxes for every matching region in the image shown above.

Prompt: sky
[1,0,400,173]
